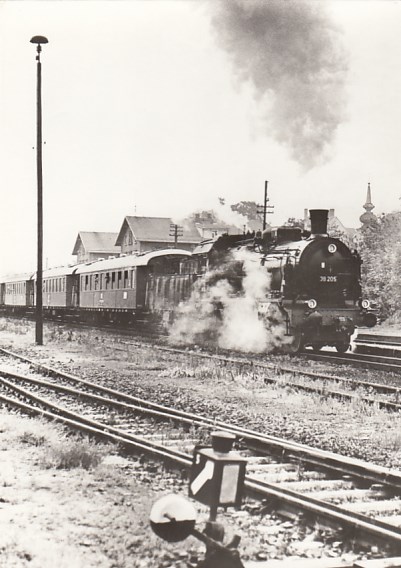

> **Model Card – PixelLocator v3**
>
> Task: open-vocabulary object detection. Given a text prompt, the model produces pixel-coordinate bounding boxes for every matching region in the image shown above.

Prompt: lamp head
[30,36,49,45]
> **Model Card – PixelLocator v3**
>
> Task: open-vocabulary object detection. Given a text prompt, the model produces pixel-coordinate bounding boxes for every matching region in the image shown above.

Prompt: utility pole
[30,35,48,346]
[169,224,183,248]
[257,180,274,230]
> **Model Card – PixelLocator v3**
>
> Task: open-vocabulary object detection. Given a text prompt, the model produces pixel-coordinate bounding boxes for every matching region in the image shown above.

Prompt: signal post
[150,431,247,567]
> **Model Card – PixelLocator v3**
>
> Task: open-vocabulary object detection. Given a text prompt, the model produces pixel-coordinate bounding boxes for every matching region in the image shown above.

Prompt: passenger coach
[73,249,192,323]
[0,273,34,312]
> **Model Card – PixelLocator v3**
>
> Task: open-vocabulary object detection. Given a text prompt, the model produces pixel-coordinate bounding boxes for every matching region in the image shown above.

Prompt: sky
[1,0,401,274]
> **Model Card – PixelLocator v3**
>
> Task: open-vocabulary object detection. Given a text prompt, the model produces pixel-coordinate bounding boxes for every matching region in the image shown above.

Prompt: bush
[43,437,109,470]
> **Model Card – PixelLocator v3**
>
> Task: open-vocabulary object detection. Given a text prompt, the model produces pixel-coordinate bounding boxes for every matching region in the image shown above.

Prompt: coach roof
[74,249,192,274]
[0,272,35,284]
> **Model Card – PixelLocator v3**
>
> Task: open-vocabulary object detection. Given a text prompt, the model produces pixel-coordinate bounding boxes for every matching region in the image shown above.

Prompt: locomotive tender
[0,209,375,352]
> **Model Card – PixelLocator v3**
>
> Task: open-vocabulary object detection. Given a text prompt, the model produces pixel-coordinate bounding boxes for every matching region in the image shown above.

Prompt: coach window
[99,273,103,289]
[112,272,116,289]
[94,274,99,290]
[117,271,122,289]
[123,270,129,288]
[105,273,110,289]
[85,275,89,291]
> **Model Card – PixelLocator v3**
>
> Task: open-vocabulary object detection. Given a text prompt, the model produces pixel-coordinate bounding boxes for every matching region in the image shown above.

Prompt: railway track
[111,340,401,412]
[303,349,401,373]
[2,349,401,558]
[5,319,401,414]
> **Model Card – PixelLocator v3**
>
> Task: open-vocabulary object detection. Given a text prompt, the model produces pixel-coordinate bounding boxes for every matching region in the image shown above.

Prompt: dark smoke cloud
[210,0,348,168]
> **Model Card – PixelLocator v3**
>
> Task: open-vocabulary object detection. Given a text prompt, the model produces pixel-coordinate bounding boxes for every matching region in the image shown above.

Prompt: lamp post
[30,35,48,345]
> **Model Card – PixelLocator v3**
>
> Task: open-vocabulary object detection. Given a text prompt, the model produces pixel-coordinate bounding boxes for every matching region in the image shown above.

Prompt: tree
[230,201,263,222]
[359,212,401,321]
[284,217,304,229]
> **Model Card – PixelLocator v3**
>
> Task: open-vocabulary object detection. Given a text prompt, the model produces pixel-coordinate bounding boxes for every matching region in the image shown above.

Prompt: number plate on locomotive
[320,276,337,282]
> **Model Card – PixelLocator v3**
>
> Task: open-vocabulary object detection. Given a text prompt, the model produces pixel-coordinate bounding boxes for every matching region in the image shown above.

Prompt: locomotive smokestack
[309,209,329,236]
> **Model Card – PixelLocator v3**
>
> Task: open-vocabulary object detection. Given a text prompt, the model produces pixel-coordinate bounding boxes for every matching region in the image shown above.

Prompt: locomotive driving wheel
[335,342,350,353]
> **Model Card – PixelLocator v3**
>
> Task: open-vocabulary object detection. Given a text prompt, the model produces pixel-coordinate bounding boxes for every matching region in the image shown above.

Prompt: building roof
[116,216,201,246]
[72,232,120,256]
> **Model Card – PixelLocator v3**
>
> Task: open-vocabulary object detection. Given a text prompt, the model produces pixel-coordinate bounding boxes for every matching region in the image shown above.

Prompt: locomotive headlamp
[361,299,370,309]
[307,299,317,309]
[328,244,337,254]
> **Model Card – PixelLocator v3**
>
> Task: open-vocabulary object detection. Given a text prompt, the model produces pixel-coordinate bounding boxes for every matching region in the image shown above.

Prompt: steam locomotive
[0,209,375,353]
[255,209,376,352]
[148,209,376,353]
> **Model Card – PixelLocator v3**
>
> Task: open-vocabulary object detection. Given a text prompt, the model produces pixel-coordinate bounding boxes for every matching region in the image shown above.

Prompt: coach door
[136,266,147,309]
[71,274,79,308]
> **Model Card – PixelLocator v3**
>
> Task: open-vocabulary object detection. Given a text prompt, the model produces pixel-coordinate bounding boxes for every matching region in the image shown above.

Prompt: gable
[116,216,200,245]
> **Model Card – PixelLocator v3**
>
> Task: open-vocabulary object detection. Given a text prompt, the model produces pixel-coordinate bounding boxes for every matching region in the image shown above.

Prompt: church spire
[360,182,376,225]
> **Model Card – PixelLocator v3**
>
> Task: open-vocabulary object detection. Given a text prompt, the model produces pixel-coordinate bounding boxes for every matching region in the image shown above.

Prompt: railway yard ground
[2,317,401,567]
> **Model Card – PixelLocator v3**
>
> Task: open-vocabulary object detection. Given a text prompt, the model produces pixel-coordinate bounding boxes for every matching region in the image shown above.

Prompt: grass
[1,414,111,471]
[44,437,108,470]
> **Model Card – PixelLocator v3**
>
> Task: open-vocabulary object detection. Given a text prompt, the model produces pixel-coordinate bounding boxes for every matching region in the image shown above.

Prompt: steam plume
[210,0,348,168]
[168,248,290,353]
